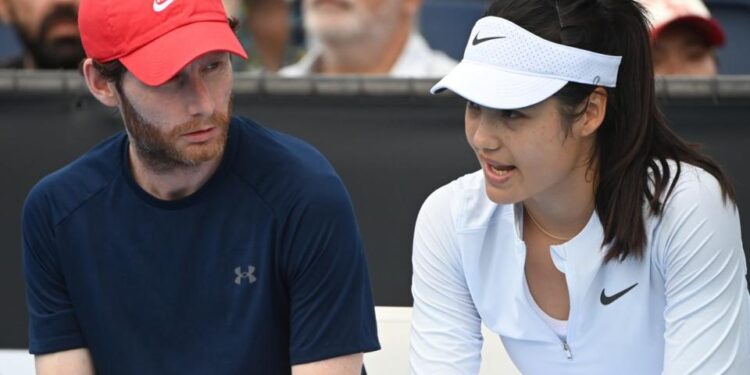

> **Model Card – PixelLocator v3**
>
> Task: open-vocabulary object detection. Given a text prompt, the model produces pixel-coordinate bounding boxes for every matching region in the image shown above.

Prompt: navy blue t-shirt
[22,117,380,374]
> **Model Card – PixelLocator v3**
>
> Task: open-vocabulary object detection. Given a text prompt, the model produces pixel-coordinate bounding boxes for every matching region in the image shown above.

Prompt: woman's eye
[500,110,522,119]
[467,101,481,111]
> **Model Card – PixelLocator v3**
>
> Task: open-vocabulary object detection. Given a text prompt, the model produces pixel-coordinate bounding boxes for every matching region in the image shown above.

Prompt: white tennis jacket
[411,163,750,374]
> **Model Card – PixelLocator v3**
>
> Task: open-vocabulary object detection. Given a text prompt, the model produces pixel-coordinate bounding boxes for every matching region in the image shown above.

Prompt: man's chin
[178,135,227,166]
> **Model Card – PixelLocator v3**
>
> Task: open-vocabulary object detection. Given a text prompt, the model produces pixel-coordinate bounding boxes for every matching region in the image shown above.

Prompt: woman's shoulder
[649,161,740,264]
[419,170,512,233]
[653,161,730,212]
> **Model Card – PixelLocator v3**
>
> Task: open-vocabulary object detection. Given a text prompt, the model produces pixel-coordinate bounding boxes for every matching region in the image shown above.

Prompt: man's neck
[128,146,223,201]
[316,21,412,75]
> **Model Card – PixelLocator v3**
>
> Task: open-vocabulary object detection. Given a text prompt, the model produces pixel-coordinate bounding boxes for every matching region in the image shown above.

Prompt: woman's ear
[578,87,608,137]
[81,59,120,108]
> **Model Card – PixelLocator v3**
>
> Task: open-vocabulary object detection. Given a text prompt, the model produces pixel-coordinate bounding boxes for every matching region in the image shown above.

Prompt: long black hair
[485,0,735,262]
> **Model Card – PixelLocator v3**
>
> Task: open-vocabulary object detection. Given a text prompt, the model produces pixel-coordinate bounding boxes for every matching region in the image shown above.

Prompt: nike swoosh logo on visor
[600,283,638,305]
[154,0,176,12]
[472,33,506,46]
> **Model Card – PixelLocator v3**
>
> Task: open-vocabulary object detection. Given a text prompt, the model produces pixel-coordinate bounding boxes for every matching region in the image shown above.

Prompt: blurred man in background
[639,0,725,75]
[244,0,293,71]
[0,0,83,69]
[280,0,456,77]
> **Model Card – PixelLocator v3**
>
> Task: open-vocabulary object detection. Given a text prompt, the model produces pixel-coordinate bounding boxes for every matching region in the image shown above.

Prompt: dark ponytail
[485,0,736,262]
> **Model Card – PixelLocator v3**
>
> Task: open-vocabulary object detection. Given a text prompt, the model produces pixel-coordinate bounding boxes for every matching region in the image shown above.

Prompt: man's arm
[292,353,363,375]
[282,172,379,366]
[35,348,95,375]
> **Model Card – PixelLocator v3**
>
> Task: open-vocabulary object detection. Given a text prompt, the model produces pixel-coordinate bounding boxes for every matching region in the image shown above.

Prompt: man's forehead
[657,23,713,48]
[6,0,80,12]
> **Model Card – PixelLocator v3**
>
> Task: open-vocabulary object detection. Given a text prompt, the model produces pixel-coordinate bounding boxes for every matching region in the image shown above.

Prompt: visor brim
[431,60,569,109]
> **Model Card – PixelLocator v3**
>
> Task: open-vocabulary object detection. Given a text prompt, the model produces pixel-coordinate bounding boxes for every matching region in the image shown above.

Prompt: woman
[409,0,750,374]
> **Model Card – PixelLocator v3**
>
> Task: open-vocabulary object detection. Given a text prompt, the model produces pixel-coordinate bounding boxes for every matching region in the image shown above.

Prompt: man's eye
[467,101,481,110]
[205,61,223,72]
[165,74,184,86]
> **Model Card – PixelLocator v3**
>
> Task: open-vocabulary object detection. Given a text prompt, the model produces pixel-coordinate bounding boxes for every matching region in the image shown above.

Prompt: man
[0,0,84,69]
[244,0,293,71]
[639,0,726,75]
[22,0,380,374]
[279,0,456,77]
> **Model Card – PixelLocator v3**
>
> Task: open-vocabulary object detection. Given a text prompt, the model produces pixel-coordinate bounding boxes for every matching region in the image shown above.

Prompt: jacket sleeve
[410,184,483,374]
[657,169,750,374]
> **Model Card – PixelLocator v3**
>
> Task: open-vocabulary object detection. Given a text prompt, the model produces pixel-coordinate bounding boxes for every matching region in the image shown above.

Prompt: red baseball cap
[638,0,725,47]
[79,0,248,86]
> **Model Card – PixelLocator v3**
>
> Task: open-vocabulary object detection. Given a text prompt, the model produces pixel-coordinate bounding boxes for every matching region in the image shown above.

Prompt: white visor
[431,16,622,109]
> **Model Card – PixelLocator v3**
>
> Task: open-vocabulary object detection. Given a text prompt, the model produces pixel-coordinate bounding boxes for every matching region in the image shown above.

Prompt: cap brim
[653,16,726,46]
[431,60,568,109]
[120,21,248,86]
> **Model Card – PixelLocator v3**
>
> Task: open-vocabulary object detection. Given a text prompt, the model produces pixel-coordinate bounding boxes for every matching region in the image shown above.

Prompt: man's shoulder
[232,116,333,171]
[24,132,126,225]
[229,117,343,207]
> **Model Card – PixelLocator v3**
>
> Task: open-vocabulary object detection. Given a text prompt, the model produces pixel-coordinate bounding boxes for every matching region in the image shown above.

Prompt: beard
[14,4,85,69]
[120,89,232,173]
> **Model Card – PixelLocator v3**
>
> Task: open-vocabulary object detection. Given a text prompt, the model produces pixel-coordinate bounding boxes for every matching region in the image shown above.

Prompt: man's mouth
[184,128,213,135]
[181,127,217,143]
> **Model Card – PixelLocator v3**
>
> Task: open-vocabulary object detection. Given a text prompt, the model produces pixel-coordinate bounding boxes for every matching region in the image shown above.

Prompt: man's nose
[184,75,216,117]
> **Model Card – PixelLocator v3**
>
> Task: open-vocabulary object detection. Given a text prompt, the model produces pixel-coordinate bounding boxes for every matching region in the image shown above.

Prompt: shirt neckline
[120,118,239,210]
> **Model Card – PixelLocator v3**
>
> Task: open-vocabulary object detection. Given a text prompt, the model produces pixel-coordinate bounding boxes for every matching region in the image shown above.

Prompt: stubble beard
[119,89,232,174]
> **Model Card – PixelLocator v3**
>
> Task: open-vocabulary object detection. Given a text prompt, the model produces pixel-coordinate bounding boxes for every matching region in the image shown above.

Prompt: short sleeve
[656,169,750,374]
[410,184,483,374]
[22,185,86,354]
[282,174,380,365]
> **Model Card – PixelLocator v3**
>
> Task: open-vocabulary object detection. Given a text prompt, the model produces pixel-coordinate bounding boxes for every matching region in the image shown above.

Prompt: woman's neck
[523,161,597,241]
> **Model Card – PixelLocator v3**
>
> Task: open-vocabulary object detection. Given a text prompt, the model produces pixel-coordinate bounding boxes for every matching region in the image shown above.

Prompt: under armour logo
[234,266,257,285]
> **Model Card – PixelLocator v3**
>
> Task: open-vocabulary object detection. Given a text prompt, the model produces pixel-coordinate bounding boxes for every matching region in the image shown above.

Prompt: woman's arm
[410,186,484,374]
[658,170,750,374]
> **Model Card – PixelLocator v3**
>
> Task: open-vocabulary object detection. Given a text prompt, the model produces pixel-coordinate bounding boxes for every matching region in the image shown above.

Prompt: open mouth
[483,160,517,184]
[488,163,516,175]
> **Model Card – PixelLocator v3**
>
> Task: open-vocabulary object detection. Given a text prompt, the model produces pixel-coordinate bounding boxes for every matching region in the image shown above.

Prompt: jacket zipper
[562,340,573,360]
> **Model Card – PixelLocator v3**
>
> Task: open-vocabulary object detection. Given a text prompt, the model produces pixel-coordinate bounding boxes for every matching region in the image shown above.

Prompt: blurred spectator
[244,0,292,71]
[0,0,84,69]
[280,0,456,77]
[639,0,725,75]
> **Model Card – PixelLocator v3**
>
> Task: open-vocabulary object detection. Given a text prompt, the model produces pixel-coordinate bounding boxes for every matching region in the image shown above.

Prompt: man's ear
[81,58,120,107]
[578,87,608,137]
